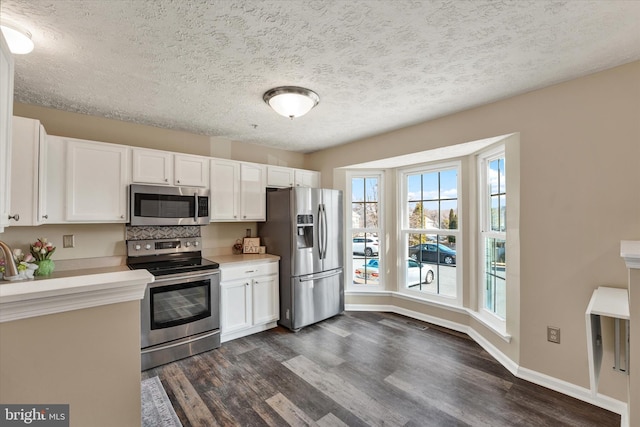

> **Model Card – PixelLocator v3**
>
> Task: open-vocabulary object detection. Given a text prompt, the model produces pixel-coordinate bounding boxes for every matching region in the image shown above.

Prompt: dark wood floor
[142,311,620,427]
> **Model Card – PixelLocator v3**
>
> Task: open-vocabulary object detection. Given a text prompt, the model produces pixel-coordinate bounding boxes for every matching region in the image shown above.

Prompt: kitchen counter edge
[0,267,153,323]
[212,253,280,268]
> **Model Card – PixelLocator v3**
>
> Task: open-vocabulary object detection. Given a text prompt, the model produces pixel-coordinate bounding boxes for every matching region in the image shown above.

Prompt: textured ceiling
[1,1,639,153]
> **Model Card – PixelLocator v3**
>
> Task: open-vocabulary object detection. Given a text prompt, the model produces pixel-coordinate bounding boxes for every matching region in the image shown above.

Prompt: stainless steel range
[127,237,220,371]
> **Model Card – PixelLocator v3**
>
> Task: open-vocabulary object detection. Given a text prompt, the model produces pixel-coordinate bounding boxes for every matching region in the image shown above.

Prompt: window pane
[365,178,378,202]
[406,233,457,298]
[352,202,364,228]
[439,169,458,200]
[407,174,422,202]
[352,232,380,285]
[485,238,506,319]
[364,202,378,228]
[491,195,500,231]
[424,201,439,229]
[422,172,438,200]
[442,200,458,230]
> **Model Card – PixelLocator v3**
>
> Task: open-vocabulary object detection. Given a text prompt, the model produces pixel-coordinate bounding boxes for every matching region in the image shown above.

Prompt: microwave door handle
[194,193,198,223]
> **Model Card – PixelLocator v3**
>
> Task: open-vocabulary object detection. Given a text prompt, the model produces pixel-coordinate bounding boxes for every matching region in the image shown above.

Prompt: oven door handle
[151,270,220,284]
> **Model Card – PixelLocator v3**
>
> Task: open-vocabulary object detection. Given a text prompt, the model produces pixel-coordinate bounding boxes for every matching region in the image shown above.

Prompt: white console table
[585,286,630,395]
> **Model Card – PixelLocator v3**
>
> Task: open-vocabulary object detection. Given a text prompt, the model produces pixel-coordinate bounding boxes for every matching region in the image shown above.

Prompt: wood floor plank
[283,354,410,426]
[266,392,317,427]
[161,362,219,427]
[316,322,352,337]
[316,412,350,427]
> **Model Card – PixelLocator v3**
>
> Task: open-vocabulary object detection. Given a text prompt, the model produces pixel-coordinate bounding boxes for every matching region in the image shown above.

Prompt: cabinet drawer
[221,261,278,282]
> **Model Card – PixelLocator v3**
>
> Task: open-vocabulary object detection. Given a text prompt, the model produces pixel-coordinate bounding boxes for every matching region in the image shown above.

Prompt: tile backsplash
[125,226,201,241]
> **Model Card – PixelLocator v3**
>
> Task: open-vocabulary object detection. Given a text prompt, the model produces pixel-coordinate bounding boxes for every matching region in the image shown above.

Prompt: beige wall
[14,103,306,166]
[311,61,640,402]
[0,301,141,427]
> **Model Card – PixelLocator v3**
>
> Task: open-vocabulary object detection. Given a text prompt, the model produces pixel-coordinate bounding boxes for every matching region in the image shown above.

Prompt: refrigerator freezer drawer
[290,269,344,330]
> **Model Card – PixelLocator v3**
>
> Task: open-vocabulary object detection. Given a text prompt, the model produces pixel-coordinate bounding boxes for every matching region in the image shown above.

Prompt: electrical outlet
[547,326,561,344]
[63,235,75,248]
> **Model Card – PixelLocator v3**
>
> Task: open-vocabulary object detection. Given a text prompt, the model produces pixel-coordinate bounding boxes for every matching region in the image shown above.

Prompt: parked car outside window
[353,237,379,256]
[408,243,456,265]
[354,259,434,285]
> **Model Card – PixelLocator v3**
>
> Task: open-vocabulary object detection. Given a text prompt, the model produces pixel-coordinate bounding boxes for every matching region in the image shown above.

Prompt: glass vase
[35,259,55,276]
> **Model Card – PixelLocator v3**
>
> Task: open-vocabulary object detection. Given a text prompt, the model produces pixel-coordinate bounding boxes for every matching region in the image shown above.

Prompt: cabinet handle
[245,270,256,273]
[243,215,247,219]
[177,180,181,184]
[8,214,19,221]
[42,214,48,219]
[245,282,250,287]
[120,215,125,219]
[164,178,168,182]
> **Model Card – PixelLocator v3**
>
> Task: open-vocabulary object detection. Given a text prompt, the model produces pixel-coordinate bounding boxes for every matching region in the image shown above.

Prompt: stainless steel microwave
[129,184,210,226]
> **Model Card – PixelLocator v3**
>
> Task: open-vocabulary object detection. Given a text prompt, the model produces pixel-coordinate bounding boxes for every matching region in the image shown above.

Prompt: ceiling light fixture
[263,86,319,119]
[0,21,34,54]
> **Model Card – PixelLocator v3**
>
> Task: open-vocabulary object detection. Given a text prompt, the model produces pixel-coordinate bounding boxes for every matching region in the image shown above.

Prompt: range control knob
[194,241,199,247]
[145,244,152,250]
[134,244,141,251]
[185,241,192,247]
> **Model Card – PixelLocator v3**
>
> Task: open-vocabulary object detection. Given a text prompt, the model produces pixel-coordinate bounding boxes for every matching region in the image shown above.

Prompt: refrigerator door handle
[318,204,326,260]
[321,203,328,259]
[298,268,343,282]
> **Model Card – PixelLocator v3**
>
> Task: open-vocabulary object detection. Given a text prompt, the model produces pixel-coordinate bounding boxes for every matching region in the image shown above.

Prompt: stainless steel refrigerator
[258,187,344,331]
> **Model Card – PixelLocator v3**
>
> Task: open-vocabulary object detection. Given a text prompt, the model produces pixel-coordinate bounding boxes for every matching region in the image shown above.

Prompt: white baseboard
[345,303,628,426]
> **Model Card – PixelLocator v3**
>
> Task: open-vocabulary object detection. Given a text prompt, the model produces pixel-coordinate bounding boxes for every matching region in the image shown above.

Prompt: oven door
[141,270,220,349]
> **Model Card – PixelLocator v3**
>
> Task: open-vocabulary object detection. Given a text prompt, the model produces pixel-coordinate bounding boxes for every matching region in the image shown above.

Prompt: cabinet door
[131,148,172,185]
[175,154,209,187]
[295,169,320,188]
[0,33,14,231]
[220,280,252,335]
[9,117,47,226]
[210,158,240,221]
[66,139,129,222]
[267,165,294,188]
[240,162,266,221]
[252,274,279,325]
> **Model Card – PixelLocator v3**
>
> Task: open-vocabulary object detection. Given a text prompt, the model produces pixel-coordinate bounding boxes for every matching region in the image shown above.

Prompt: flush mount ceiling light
[0,21,34,54]
[263,86,319,119]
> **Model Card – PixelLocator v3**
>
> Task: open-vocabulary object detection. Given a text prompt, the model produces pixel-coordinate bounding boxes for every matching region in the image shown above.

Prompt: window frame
[477,145,507,331]
[346,170,384,291]
[397,160,462,305]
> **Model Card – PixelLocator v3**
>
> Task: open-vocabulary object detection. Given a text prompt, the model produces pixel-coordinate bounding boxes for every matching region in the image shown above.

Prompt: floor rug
[142,376,182,427]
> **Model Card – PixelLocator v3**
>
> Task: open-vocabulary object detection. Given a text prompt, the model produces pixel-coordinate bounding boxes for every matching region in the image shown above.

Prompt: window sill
[467,309,511,343]
[345,289,512,343]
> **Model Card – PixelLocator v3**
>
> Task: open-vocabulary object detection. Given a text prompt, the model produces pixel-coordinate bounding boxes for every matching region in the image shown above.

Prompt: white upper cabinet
[267,165,295,188]
[210,158,240,221]
[0,33,14,232]
[210,159,265,222]
[266,165,320,188]
[9,116,48,226]
[174,154,209,187]
[132,148,209,187]
[65,138,129,222]
[294,169,320,188]
[240,162,266,221]
[131,148,173,185]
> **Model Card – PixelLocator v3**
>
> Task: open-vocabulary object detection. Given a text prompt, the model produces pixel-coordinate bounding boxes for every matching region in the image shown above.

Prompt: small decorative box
[243,237,260,254]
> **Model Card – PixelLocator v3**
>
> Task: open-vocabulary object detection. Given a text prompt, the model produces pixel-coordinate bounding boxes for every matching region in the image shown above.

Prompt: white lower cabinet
[220,261,279,342]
